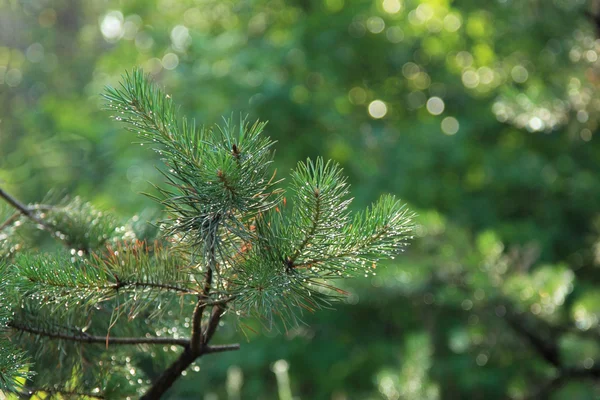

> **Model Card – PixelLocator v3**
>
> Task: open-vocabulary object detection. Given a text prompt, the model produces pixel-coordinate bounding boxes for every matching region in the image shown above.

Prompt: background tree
[2,0,600,398]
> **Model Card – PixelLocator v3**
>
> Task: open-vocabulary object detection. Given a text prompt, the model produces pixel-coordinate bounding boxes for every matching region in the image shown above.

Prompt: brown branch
[191,220,220,353]
[22,387,105,399]
[190,265,213,354]
[203,295,237,307]
[9,321,188,347]
[204,343,240,353]
[139,340,240,400]
[0,211,20,232]
[0,187,53,231]
[203,305,224,345]
[141,221,239,399]
[109,280,197,295]
[139,346,197,400]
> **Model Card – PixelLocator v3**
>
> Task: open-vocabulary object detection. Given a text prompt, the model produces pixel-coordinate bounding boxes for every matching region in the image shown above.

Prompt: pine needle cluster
[0,69,415,398]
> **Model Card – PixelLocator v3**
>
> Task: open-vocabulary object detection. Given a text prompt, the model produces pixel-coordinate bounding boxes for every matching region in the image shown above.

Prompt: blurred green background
[2,0,600,398]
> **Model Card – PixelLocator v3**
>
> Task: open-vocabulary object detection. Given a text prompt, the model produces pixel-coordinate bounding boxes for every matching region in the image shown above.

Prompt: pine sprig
[287,157,352,265]
[228,164,415,326]
[0,338,35,393]
[9,245,197,323]
[227,213,339,327]
[42,197,117,253]
[11,253,109,302]
[96,240,197,295]
[0,262,35,393]
[346,194,415,260]
[104,69,281,259]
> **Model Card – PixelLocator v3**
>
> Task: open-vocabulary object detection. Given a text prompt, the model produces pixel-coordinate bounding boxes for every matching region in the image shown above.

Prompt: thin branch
[204,343,240,354]
[139,346,196,400]
[201,295,237,307]
[203,305,224,345]
[0,187,52,231]
[0,211,20,232]
[9,321,189,347]
[110,280,198,295]
[21,387,105,399]
[190,266,213,353]
[191,221,220,353]
[139,341,240,400]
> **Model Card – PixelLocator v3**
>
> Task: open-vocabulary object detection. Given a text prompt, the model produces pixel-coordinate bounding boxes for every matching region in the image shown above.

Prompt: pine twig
[190,266,213,352]
[109,280,198,295]
[0,187,53,231]
[203,305,224,345]
[204,343,240,353]
[0,211,20,232]
[21,387,106,399]
[9,321,189,347]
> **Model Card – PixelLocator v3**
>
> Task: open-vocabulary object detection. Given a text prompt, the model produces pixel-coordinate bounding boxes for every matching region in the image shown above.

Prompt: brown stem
[204,343,240,353]
[139,340,240,400]
[139,345,197,400]
[203,305,224,345]
[190,266,213,353]
[22,387,105,399]
[9,321,188,347]
[142,221,235,399]
[0,187,52,231]
[0,211,20,232]
[109,280,197,295]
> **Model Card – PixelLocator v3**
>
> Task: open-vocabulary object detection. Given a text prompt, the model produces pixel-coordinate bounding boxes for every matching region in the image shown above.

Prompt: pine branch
[0,190,117,255]
[8,320,189,347]
[11,245,198,324]
[141,225,235,399]
[42,197,117,253]
[104,70,282,259]
[97,240,199,297]
[289,186,322,264]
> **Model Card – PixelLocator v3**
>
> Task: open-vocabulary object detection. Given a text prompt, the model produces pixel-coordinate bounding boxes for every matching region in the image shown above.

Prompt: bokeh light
[368,100,388,119]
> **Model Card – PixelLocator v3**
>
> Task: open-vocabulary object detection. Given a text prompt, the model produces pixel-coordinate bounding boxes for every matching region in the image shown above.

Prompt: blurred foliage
[2,0,600,398]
